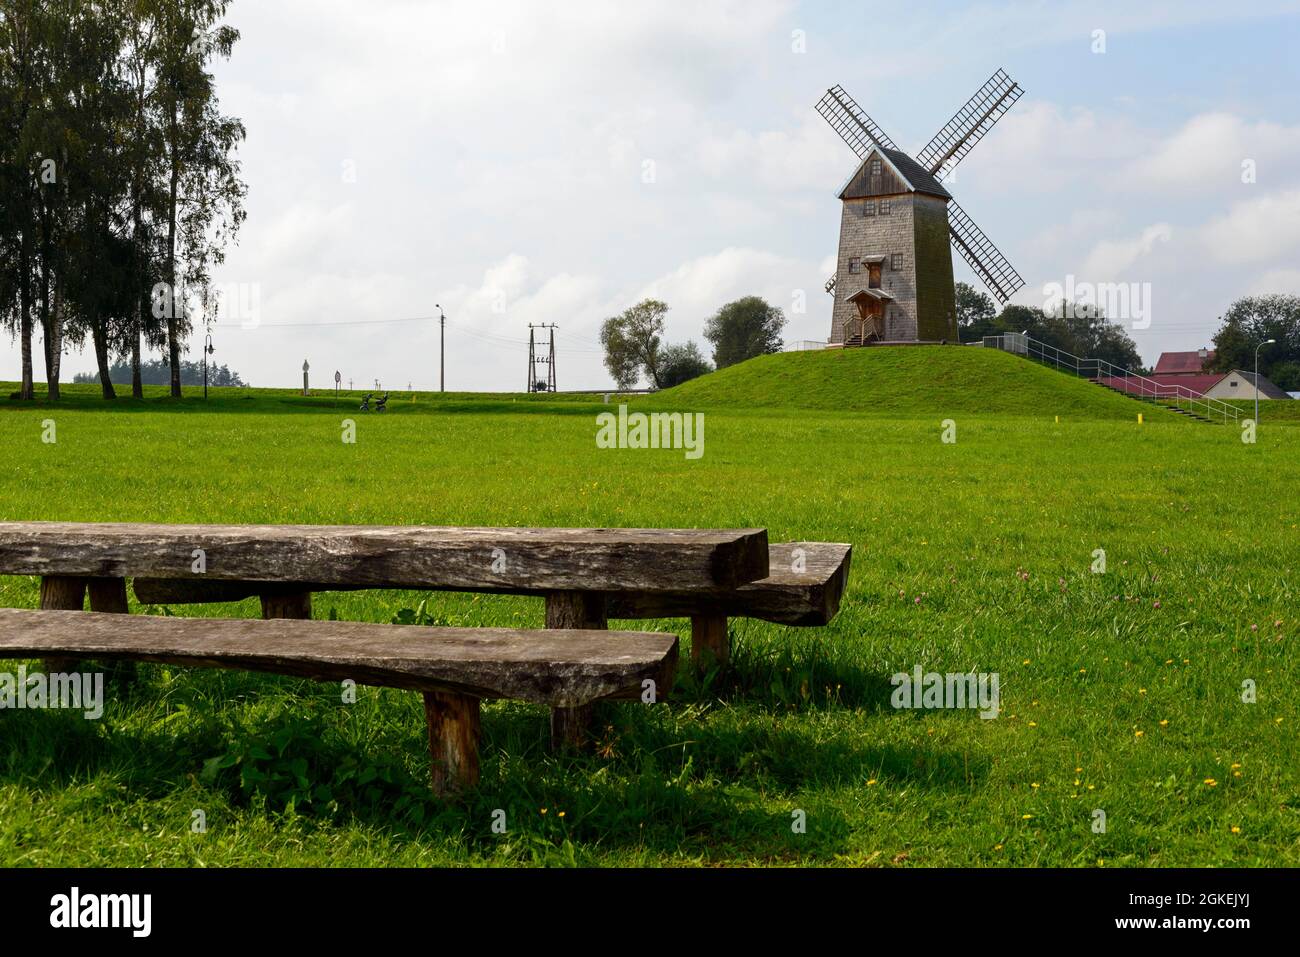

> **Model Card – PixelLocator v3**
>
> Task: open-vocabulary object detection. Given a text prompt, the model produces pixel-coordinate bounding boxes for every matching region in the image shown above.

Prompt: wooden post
[88,577,135,681]
[544,591,606,750]
[260,591,312,620]
[39,576,86,672]
[691,614,729,672]
[423,690,481,796]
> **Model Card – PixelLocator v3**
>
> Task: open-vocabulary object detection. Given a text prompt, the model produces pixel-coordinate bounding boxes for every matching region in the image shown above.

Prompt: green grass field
[1,347,1297,866]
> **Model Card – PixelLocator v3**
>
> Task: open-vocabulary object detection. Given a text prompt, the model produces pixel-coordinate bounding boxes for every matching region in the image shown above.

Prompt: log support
[544,591,606,751]
[260,590,312,620]
[88,577,135,682]
[691,614,729,672]
[424,690,481,796]
[39,576,86,673]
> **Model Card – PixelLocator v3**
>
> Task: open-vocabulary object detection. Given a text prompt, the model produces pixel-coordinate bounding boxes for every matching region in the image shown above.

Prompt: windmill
[816,70,1025,346]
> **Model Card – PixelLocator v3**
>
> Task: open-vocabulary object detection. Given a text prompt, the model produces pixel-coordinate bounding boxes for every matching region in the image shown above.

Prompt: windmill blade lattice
[815,85,899,159]
[916,69,1023,180]
[946,199,1025,304]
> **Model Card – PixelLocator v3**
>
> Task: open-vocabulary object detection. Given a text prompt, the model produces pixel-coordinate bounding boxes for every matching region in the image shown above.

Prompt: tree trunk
[131,325,143,398]
[166,107,182,399]
[18,232,34,400]
[38,197,60,400]
[91,314,117,400]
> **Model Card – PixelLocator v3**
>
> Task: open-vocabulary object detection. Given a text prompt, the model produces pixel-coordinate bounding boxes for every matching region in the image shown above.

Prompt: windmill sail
[947,199,1024,304]
[917,69,1022,180]
[815,85,898,159]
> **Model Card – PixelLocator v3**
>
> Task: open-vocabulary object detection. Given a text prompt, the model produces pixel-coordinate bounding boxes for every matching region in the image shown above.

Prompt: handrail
[983,333,1240,424]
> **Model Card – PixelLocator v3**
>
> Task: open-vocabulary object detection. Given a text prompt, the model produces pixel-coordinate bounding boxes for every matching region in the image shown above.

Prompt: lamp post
[203,333,214,400]
[1255,338,1277,424]
[435,303,446,392]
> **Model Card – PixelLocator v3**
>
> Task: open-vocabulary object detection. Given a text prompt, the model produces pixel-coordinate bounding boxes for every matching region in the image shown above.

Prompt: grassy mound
[645,345,1153,419]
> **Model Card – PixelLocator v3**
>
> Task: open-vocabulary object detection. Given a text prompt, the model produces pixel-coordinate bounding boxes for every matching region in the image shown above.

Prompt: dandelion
[1074,767,1082,773]
[1159,719,1169,727]
[557,811,566,818]
[1022,814,1034,820]
[1023,659,1031,665]
[1028,721,1037,727]
[1031,782,1040,789]
[1139,688,1147,694]
[867,778,878,786]
[1231,826,1241,834]
[994,844,1003,850]
[1134,730,1144,737]
[1204,778,1218,787]
[540,807,548,815]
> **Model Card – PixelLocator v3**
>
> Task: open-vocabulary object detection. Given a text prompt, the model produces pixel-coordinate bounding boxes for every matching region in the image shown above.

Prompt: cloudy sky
[7,0,1300,390]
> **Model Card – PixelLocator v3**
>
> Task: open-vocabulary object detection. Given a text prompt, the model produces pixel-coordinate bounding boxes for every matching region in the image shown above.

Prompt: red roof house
[1154,348,1215,376]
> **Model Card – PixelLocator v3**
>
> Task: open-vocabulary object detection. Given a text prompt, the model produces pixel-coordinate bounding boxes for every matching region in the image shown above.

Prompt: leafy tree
[986,302,1143,371]
[657,341,711,389]
[955,281,996,340]
[1267,361,1300,392]
[702,296,785,369]
[1209,295,1300,382]
[600,299,667,389]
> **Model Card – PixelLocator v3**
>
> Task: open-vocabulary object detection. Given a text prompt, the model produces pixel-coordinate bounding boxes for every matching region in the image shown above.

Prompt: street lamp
[203,333,214,400]
[1255,338,1277,424]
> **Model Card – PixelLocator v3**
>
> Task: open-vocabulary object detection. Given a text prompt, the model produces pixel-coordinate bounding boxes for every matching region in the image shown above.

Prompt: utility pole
[435,304,446,392]
[527,323,558,392]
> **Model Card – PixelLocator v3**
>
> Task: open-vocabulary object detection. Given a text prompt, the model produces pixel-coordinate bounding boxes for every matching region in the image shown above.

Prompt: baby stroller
[359,393,372,411]
[375,392,390,413]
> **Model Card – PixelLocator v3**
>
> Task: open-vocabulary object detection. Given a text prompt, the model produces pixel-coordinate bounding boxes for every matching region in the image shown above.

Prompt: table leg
[691,614,729,672]
[88,577,135,682]
[39,575,87,673]
[545,591,606,751]
[260,590,312,620]
[424,690,481,797]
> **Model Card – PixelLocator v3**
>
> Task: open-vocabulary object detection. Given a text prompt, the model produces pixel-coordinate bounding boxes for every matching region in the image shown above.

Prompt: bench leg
[260,590,312,620]
[88,577,135,682]
[423,690,480,796]
[691,614,729,672]
[39,576,87,673]
[545,591,606,751]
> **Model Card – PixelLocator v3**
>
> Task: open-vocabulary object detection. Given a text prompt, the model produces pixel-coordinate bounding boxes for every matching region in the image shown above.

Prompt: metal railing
[984,333,1240,424]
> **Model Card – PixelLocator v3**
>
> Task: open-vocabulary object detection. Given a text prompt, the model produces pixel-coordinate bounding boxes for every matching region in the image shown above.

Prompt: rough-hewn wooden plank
[691,615,729,671]
[606,543,852,625]
[424,690,480,795]
[545,591,607,750]
[130,543,851,625]
[0,608,677,708]
[0,522,768,592]
[39,576,86,673]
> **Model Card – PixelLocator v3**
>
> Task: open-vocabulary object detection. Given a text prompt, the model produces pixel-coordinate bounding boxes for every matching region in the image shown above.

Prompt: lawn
[1,351,1297,867]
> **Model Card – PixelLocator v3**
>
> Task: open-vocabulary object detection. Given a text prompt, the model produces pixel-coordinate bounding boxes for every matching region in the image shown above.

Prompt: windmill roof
[881,148,952,199]
[837,147,952,200]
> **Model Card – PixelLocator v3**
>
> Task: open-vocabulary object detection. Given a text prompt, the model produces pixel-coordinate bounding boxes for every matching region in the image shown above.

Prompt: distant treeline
[73,359,245,388]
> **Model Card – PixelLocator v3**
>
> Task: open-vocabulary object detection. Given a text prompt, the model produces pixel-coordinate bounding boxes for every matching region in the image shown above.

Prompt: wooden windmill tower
[817,70,1026,346]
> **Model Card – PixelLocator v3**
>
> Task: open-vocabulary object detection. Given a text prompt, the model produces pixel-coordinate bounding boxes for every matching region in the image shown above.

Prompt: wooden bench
[0,522,850,742]
[0,608,677,795]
